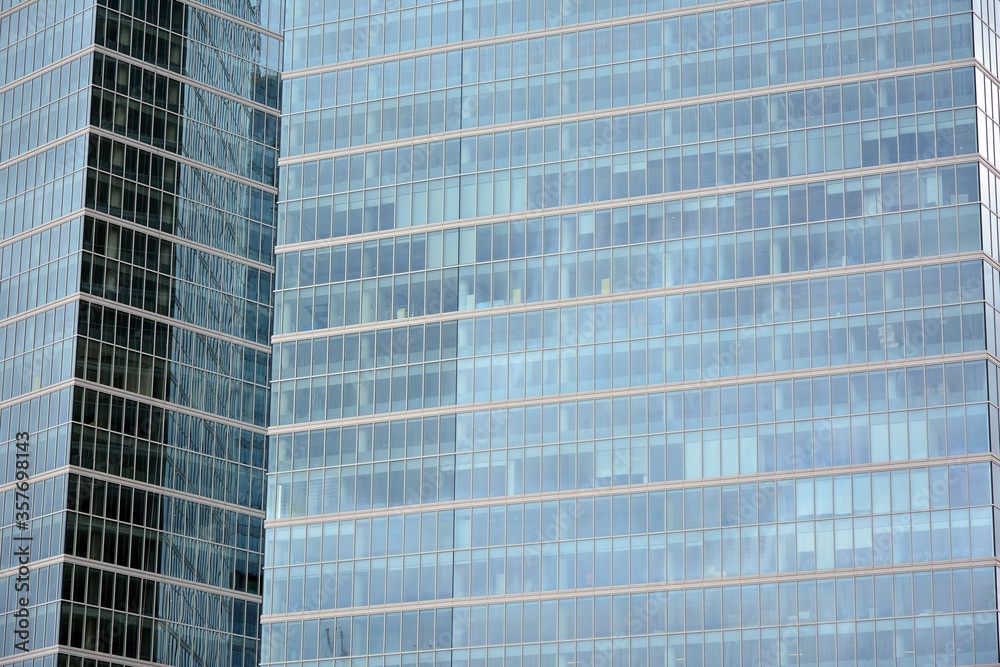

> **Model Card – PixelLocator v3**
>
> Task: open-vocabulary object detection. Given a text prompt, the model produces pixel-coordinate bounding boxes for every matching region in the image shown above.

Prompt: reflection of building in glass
[0,1,281,665]
[265,1,1000,665]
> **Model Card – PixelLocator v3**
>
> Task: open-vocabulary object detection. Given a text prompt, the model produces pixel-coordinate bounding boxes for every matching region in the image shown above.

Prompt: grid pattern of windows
[82,133,278,264]
[74,298,268,424]
[0,302,77,404]
[80,215,274,344]
[261,572,1000,664]
[0,0,95,87]
[0,389,73,486]
[270,261,990,425]
[57,560,259,665]
[0,0,278,663]
[64,474,262,595]
[93,0,281,108]
[282,12,975,157]
[280,65,978,242]
[274,164,984,339]
[0,476,67,572]
[278,108,980,252]
[89,51,279,185]
[263,462,995,615]
[0,135,88,242]
[70,386,266,507]
[284,0,972,70]
[0,26,94,667]
[265,360,995,525]
[0,55,93,164]
[269,0,1000,665]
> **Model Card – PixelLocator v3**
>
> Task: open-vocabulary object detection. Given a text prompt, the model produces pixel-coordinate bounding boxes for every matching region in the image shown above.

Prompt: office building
[265,0,1000,664]
[0,0,280,665]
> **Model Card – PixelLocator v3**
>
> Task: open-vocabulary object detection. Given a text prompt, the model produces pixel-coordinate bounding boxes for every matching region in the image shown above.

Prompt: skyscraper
[0,1,280,666]
[265,0,1000,664]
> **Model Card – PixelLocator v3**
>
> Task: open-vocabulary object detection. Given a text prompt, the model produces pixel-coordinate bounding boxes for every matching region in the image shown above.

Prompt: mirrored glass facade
[0,0,280,665]
[265,0,1000,665]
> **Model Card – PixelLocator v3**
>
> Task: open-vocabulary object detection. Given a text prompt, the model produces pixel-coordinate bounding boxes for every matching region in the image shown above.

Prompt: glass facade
[0,0,280,666]
[264,0,1000,665]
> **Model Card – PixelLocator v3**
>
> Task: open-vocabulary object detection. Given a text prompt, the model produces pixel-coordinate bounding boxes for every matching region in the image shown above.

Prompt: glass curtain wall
[0,1,281,666]
[265,0,1000,665]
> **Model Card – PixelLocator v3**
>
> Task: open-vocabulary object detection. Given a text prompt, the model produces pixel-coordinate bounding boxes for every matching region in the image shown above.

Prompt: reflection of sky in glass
[265,1,1000,665]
